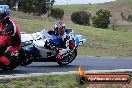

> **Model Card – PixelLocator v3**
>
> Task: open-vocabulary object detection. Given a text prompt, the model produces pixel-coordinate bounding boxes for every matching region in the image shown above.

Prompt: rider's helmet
[0,5,10,22]
[54,22,65,36]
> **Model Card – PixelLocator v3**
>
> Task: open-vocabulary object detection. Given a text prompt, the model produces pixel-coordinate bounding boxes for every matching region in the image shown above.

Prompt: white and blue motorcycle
[21,29,86,66]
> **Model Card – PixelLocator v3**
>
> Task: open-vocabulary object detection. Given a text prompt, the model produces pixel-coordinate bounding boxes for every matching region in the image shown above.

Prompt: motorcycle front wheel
[20,51,35,66]
[57,49,77,66]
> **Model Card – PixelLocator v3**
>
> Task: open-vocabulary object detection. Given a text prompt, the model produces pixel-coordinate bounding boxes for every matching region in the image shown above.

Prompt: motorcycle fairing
[49,34,64,46]
[75,35,86,47]
[25,46,41,57]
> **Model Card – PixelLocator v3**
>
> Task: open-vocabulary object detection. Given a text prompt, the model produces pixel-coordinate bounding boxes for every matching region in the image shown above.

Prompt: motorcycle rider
[0,5,21,66]
[48,21,75,59]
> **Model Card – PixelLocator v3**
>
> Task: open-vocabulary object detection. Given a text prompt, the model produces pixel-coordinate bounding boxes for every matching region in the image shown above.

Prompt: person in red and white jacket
[0,5,21,65]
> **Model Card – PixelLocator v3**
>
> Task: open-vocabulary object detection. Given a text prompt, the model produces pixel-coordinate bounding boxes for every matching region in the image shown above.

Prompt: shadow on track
[0,64,80,75]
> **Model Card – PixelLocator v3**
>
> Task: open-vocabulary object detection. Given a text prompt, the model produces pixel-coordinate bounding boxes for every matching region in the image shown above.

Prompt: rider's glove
[56,54,62,60]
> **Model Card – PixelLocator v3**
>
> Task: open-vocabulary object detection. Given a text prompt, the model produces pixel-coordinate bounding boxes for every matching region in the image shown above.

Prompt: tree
[50,8,64,19]
[18,0,55,16]
[71,11,90,26]
[0,0,17,9]
[92,9,111,29]
[47,0,55,17]
[127,15,132,22]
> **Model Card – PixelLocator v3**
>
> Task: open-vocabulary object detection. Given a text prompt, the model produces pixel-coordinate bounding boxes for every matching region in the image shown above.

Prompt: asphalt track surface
[0,56,132,75]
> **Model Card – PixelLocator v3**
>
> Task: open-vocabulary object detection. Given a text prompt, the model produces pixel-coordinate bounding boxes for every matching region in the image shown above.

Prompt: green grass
[110,25,132,32]
[0,74,131,88]
[11,10,132,58]
[0,75,88,88]
[74,26,132,58]
[117,0,132,5]
[54,4,99,13]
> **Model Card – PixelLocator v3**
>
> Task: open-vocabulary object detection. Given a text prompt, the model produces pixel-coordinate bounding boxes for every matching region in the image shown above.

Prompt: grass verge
[0,74,88,88]
[0,74,131,88]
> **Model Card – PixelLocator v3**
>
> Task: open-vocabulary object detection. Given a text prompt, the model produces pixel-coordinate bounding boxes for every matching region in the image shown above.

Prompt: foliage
[50,8,64,19]
[127,15,132,22]
[0,0,18,9]
[92,9,111,29]
[18,0,55,16]
[71,11,90,26]
[121,12,126,20]
[0,75,85,88]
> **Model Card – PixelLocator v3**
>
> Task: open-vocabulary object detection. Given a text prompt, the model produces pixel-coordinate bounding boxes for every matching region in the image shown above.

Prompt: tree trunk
[7,0,11,9]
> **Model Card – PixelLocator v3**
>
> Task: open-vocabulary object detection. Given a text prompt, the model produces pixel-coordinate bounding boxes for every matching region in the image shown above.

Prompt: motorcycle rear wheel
[0,60,19,70]
[57,49,77,66]
[1,65,18,70]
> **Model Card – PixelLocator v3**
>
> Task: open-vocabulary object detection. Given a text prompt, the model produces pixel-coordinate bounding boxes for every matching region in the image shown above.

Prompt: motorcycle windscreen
[21,34,33,47]
[50,34,64,46]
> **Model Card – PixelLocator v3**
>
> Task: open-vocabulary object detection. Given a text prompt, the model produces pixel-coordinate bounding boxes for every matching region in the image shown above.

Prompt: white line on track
[0,69,132,80]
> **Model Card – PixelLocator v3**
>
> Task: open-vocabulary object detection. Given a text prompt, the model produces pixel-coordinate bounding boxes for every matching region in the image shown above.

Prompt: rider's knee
[0,56,10,65]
